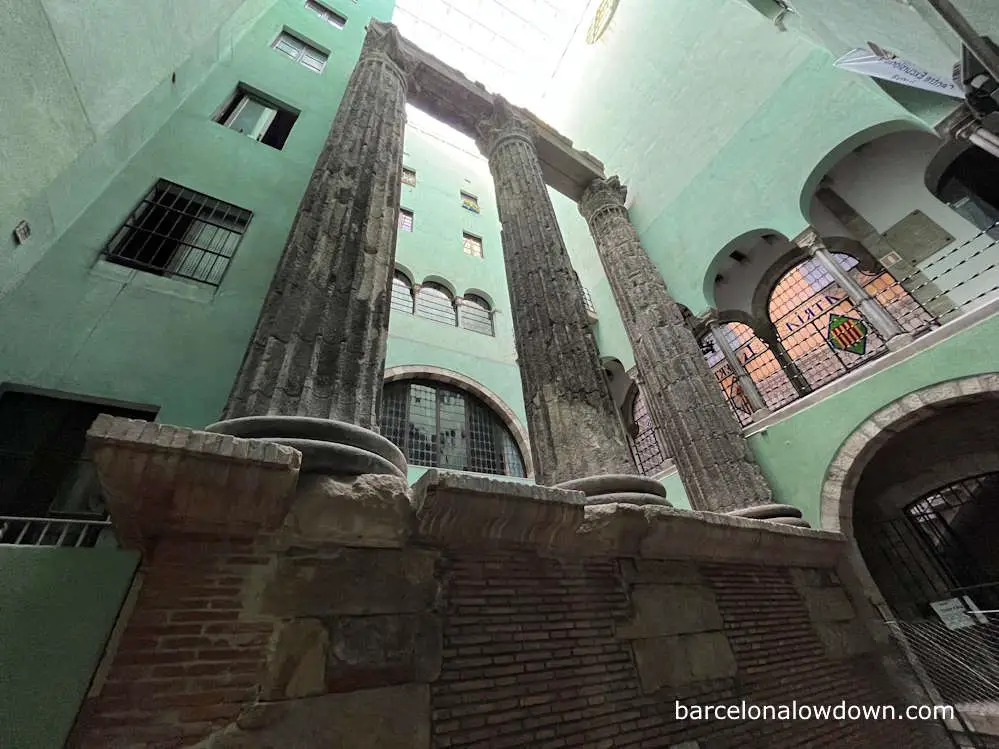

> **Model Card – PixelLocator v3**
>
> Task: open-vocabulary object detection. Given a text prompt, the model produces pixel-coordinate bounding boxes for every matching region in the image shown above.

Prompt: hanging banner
[834,43,965,99]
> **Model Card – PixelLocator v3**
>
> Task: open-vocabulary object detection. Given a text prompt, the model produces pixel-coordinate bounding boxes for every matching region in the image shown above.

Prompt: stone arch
[702,228,787,310]
[393,264,415,285]
[382,365,534,479]
[797,119,925,221]
[819,373,999,535]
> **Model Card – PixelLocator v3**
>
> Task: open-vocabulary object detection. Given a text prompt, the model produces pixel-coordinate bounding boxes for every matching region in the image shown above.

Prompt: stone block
[197,685,430,749]
[261,619,329,700]
[87,415,301,547]
[799,586,856,623]
[815,619,876,659]
[283,473,413,549]
[253,547,440,618]
[632,632,737,692]
[412,469,586,550]
[619,559,704,586]
[617,584,722,639]
[569,503,651,556]
[325,613,442,689]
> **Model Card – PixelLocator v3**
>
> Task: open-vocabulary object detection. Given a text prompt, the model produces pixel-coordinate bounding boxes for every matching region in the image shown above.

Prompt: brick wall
[69,535,276,749]
[431,552,941,749]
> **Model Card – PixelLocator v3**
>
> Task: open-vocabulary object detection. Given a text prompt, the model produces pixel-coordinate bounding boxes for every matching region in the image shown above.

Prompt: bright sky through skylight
[391,0,592,114]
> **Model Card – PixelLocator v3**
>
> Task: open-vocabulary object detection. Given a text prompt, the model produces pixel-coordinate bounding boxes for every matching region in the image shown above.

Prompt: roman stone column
[580,176,803,520]
[474,100,646,492]
[208,22,410,478]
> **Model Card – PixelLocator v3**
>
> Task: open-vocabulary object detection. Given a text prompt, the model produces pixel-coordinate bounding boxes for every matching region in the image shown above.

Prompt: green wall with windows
[0,0,394,428]
[0,547,139,749]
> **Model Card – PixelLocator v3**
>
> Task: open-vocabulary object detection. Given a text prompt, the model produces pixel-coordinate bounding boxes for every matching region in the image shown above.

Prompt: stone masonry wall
[430,553,940,749]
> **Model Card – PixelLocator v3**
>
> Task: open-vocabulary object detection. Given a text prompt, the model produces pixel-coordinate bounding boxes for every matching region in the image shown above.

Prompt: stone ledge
[87,415,301,547]
[412,470,846,566]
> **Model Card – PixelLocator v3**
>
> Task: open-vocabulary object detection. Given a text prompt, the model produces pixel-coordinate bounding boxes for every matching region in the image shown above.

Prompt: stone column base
[552,473,671,507]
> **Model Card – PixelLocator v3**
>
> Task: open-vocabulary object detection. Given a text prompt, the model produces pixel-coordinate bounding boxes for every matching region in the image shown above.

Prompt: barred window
[103,180,251,287]
[628,389,669,476]
[462,232,483,258]
[461,192,480,213]
[391,271,414,314]
[459,294,493,336]
[399,208,414,232]
[415,282,456,326]
[379,379,526,477]
[402,167,417,187]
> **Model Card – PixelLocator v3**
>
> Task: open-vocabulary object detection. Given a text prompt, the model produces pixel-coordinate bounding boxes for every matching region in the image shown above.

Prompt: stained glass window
[461,192,480,213]
[398,209,414,232]
[379,380,526,477]
[462,233,483,258]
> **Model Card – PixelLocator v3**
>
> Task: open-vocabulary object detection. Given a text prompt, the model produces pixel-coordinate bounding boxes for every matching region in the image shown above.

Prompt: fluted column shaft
[223,25,409,431]
[580,177,772,511]
[476,102,635,485]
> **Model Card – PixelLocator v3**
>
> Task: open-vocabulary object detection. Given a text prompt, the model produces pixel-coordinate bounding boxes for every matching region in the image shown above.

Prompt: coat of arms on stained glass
[827,314,868,355]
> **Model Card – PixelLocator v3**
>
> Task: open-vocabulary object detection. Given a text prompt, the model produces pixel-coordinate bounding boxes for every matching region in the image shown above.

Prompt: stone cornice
[579,176,628,223]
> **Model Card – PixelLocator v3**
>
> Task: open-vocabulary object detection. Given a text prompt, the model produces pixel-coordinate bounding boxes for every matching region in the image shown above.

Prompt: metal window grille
[399,209,414,232]
[104,180,251,287]
[379,380,526,477]
[305,0,346,27]
[461,192,480,213]
[580,286,596,316]
[391,272,414,314]
[415,283,457,326]
[627,389,669,475]
[459,294,493,336]
[462,232,483,257]
[402,167,417,187]
[272,31,328,72]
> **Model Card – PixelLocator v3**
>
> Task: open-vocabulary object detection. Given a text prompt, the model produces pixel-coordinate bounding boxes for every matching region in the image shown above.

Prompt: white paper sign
[931,597,987,630]
[835,44,964,99]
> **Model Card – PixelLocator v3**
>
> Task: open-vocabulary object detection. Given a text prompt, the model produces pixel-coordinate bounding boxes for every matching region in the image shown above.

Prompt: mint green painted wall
[0,547,139,749]
[1,0,277,297]
[0,0,394,427]
[749,314,999,528]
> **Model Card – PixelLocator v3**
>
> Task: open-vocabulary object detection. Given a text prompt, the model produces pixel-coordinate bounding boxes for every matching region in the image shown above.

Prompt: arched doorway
[822,376,999,707]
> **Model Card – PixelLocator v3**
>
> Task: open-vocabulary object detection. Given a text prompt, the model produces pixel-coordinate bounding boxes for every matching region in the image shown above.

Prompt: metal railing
[0,515,115,548]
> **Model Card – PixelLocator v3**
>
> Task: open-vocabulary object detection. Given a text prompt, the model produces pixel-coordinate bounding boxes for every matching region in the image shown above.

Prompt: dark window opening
[0,388,156,521]
[214,88,299,150]
[103,180,252,286]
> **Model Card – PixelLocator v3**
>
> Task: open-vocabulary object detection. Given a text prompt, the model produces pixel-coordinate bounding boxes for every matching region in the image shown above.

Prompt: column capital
[362,21,412,81]
[796,227,826,256]
[579,176,628,222]
[475,97,537,159]
[701,308,723,328]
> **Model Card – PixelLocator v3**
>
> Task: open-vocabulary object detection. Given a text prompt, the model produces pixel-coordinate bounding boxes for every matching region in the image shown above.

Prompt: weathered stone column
[800,230,912,350]
[209,22,409,477]
[580,176,802,521]
[474,100,662,504]
[704,311,769,419]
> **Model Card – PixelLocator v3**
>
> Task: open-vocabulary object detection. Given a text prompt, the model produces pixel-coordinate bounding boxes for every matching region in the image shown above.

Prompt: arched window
[391,271,414,314]
[627,388,669,476]
[767,253,887,389]
[379,379,526,477]
[700,322,799,417]
[415,282,457,326]
[459,294,494,336]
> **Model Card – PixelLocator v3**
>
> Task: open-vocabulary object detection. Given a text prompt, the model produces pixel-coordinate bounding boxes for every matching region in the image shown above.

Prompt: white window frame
[305,0,347,28]
[222,94,279,141]
[272,31,328,73]
[462,232,483,258]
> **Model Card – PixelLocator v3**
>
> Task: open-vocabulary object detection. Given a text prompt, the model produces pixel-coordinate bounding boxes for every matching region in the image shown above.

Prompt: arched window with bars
[626,386,669,476]
[415,282,457,326]
[379,379,526,477]
[459,294,494,336]
[390,271,414,315]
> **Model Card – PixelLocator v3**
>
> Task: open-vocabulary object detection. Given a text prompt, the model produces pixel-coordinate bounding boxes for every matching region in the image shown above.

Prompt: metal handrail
[0,515,113,548]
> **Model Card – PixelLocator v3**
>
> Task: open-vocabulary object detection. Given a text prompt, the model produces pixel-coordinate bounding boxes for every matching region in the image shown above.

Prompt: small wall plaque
[12,220,30,245]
